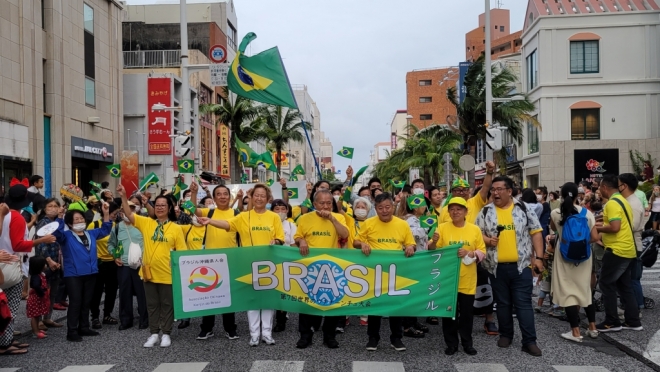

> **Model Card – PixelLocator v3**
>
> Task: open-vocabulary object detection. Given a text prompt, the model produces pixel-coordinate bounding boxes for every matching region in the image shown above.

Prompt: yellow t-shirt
[292,206,303,223]
[228,210,285,246]
[603,194,637,258]
[495,204,518,262]
[181,225,206,250]
[199,208,238,248]
[88,221,114,261]
[133,215,187,284]
[356,216,416,251]
[437,222,486,295]
[293,212,346,248]
[440,194,487,224]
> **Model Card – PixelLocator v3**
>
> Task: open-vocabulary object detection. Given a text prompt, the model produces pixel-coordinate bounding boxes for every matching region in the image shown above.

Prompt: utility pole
[485,0,494,162]
[179,0,193,184]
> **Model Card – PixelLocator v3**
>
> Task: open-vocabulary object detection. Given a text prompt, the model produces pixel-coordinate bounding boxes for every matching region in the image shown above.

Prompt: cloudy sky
[127,0,529,177]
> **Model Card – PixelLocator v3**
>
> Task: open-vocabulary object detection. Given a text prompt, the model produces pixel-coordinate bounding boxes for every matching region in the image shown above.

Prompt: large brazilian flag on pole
[227,32,298,109]
[171,245,461,319]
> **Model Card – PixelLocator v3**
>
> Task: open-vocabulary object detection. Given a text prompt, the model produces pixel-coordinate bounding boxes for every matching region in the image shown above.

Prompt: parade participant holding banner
[189,182,240,341]
[293,189,348,349]
[116,184,187,349]
[353,192,416,352]
[434,197,486,356]
[199,184,284,347]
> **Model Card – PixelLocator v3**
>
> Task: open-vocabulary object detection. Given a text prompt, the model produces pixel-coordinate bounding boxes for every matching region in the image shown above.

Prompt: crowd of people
[0,165,651,358]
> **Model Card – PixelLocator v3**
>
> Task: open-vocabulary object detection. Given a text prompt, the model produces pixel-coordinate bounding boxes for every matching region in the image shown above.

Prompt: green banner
[171,245,461,319]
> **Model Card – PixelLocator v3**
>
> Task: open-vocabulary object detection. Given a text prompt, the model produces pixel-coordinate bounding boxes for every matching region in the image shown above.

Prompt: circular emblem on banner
[304,260,347,306]
[188,266,222,293]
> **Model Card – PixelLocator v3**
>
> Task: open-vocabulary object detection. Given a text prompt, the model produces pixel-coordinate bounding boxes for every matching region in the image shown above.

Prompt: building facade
[521,1,660,190]
[0,0,124,196]
[405,68,458,130]
[389,110,409,150]
[465,8,522,62]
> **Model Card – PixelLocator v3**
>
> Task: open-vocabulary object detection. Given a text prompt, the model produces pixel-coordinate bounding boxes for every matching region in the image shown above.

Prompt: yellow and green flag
[266,179,274,187]
[139,172,159,192]
[181,200,196,214]
[177,159,194,174]
[337,146,354,159]
[289,174,298,181]
[286,188,299,199]
[106,164,121,178]
[89,181,102,190]
[227,32,298,109]
[172,180,188,201]
[389,180,405,189]
[292,164,305,175]
[235,135,259,164]
[407,194,427,209]
[252,152,278,172]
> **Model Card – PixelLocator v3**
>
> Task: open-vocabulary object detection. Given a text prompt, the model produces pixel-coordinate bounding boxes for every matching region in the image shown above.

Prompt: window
[227,21,237,50]
[500,26,505,32]
[526,49,537,90]
[570,40,599,73]
[419,97,432,103]
[571,109,600,140]
[83,3,95,107]
[41,0,45,28]
[527,120,539,154]
[418,80,432,86]
[420,114,432,120]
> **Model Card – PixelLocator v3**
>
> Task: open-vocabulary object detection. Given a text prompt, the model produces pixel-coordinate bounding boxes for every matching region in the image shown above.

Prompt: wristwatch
[535,257,544,261]
[282,187,288,190]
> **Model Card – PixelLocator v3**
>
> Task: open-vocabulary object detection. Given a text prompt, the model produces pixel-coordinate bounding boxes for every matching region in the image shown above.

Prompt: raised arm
[198,216,230,231]
[117,184,135,225]
[478,161,495,202]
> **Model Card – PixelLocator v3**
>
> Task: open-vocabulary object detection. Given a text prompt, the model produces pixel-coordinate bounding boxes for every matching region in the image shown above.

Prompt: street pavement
[2,281,659,372]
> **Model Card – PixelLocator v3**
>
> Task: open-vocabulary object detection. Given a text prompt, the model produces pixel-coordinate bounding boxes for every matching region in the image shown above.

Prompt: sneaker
[618,308,625,321]
[561,331,583,343]
[226,330,239,340]
[335,327,345,334]
[160,334,171,347]
[586,329,599,339]
[534,305,542,313]
[177,320,190,329]
[91,318,102,330]
[296,336,312,349]
[596,322,622,333]
[79,329,99,336]
[197,331,214,340]
[622,322,643,331]
[484,322,499,335]
[390,338,406,352]
[262,335,275,345]
[359,319,368,326]
[323,338,339,349]
[249,336,259,346]
[366,337,379,351]
[521,343,542,356]
[143,334,159,348]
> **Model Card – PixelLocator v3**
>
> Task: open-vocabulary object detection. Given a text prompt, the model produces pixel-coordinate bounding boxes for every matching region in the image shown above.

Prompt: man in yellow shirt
[595,175,642,332]
[293,190,348,349]
[354,193,416,352]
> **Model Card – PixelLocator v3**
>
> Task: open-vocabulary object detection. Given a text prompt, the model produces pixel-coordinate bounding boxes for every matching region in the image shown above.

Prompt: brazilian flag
[106,164,121,178]
[420,215,437,229]
[286,188,298,199]
[252,152,278,172]
[407,195,427,209]
[227,32,298,109]
[235,136,258,164]
[337,146,354,159]
[171,180,188,201]
[89,181,102,190]
[289,175,298,181]
[177,159,194,174]
[266,179,274,187]
[292,164,305,175]
[389,180,405,189]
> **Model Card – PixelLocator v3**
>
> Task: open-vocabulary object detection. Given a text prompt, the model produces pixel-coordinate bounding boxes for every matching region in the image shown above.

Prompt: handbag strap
[612,197,637,250]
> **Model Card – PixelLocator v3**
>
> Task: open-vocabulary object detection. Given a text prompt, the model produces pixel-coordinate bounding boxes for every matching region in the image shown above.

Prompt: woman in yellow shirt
[117,184,187,349]
[434,197,486,356]
[200,184,284,347]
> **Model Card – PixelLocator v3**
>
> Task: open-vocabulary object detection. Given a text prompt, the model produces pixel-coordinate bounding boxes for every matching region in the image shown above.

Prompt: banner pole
[299,113,322,182]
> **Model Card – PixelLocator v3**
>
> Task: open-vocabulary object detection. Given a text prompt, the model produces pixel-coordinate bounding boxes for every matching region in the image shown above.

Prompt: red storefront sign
[147,77,173,154]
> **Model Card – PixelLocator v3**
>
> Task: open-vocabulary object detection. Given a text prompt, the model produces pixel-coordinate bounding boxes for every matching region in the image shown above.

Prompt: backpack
[559,208,591,265]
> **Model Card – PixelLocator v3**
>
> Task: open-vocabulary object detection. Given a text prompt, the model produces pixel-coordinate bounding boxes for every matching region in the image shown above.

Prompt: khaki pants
[143,282,173,335]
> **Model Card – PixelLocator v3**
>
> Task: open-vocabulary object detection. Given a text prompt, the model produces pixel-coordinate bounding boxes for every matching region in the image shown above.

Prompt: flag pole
[299,113,322,181]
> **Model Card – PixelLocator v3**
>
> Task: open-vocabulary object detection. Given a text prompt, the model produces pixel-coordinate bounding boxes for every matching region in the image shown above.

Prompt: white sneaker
[143,334,159,348]
[160,334,171,347]
[262,335,275,345]
[249,336,259,346]
[586,329,599,339]
[561,331,583,343]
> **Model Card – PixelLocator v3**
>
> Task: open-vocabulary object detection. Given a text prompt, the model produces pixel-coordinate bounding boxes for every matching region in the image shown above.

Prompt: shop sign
[148,77,173,155]
[574,149,619,184]
[71,137,114,162]
[219,124,231,178]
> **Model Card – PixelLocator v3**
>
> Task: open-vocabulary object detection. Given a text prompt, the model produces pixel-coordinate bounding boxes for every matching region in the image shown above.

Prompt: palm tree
[256,105,311,177]
[199,87,266,182]
[446,55,539,170]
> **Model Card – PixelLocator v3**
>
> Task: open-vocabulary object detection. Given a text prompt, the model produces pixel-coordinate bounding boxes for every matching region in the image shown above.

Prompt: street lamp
[492,95,525,103]
[485,0,493,161]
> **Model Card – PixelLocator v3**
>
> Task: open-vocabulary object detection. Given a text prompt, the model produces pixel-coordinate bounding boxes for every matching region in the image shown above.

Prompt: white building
[521,0,660,190]
[289,85,320,182]
[389,110,409,150]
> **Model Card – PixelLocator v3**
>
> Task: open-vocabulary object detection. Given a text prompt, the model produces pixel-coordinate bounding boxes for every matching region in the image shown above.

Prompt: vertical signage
[147,77,173,155]
[391,132,397,150]
[458,62,472,104]
[121,150,139,198]
[219,124,231,179]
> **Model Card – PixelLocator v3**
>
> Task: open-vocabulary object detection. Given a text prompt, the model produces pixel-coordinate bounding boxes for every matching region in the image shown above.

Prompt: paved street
[3,271,660,372]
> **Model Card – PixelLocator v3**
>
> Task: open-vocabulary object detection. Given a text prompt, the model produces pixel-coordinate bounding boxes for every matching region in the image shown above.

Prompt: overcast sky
[126,0,529,177]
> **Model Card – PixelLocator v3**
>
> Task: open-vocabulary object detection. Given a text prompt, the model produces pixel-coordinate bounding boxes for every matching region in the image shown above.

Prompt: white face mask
[333,195,340,202]
[277,212,287,221]
[191,216,202,227]
[354,209,368,219]
[536,194,543,202]
[412,188,424,195]
[140,208,148,215]
[243,205,248,211]
[207,204,216,209]
[72,223,86,232]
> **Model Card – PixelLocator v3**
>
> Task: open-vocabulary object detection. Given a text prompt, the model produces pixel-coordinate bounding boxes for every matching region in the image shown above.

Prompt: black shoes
[445,346,458,355]
[296,336,312,349]
[366,337,379,351]
[464,346,478,355]
[273,323,286,332]
[390,338,406,352]
[118,324,133,331]
[91,318,102,329]
[178,320,191,329]
[497,336,512,348]
[323,338,339,349]
[67,333,83,342]
[521,343,542,357]
[79,328,99,336]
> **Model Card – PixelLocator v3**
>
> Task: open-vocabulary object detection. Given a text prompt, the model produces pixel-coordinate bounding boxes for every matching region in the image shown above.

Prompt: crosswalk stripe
[59,366,114,372]
[639,280,660,285]
[553,366,609,372]
[249,361,304,372]
[152,363,209,372]
[0,368,20,372]
[353,362,405,372]
[641,269,660,274]
[454,364,509,372]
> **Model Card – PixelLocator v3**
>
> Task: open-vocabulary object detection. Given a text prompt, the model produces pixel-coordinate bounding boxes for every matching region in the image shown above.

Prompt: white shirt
[625,193,645,252]
[282,220,297,246]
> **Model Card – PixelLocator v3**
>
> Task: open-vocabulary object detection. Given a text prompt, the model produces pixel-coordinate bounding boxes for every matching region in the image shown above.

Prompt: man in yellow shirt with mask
[293,189,348,349]
[354,193,416,352]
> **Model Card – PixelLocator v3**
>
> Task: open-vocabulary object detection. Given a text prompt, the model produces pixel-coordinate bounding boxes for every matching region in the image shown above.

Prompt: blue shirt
[52,218,112,277]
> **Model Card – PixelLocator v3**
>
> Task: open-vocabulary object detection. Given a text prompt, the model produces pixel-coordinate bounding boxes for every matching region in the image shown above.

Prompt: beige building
[0,0,124,196]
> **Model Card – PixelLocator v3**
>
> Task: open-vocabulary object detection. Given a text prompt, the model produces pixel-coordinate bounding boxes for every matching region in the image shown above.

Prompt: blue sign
[458,62,472,104]
[209,44,227,63]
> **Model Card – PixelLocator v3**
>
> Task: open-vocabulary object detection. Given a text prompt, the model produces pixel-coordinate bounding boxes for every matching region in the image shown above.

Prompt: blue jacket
[53,218,112,277]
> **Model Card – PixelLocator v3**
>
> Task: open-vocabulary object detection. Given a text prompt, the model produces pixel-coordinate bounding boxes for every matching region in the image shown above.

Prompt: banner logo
[305,260,347,306]
[188,266,222,293]
[586,159,606,173]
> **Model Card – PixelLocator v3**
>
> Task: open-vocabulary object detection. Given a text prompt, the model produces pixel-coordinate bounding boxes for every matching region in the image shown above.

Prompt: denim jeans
[630,252,644,309]
[490,264,537,346]
[600,250,640,326]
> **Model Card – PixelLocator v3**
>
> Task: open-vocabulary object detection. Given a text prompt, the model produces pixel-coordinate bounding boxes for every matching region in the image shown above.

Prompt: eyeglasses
[490,187,510,193]
[154,204,168,208]
[453,188,468,193]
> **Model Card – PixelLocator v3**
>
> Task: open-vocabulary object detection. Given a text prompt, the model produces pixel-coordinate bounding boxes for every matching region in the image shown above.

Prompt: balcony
[123,50,181,69]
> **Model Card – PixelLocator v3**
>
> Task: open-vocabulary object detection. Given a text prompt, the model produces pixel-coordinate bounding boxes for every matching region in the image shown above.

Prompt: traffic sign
[209,44,227,63]
[210,64,229,87]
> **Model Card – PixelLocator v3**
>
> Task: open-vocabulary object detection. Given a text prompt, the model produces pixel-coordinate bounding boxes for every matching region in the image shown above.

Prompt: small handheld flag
[89,181,102,190]
[177,159,194,174]
[235,135,259,164]
[337,146,354,159]
[139,172,160,192]
[407,194,427,209]
[171,180,188,201]
[351,165,369,185]
[266,179,274,187]
[420,215,438,229]
[389,180,405,189]
[241,173,248,184]
[301,198,313,209]
[181,200,196,214]
[286,188,299,199]
[289,174,298,181]
[106,164,121,178]
[292,164,305,175]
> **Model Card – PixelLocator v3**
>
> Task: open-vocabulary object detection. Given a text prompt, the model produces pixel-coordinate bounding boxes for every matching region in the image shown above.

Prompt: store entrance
[1,157,32,195]
[72,159,95,196]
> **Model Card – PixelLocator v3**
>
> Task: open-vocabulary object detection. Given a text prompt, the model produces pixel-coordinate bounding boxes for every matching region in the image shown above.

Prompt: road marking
[641,269,660,274]
[59,366,115,372]
[0,369,20,372]
[639,280,660,286]
[249,361,304,372]
[152,363,209,372]
[644,328,660,365]
[353,362,405,372]
[455,364,509,372]
[553,367,609,372]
